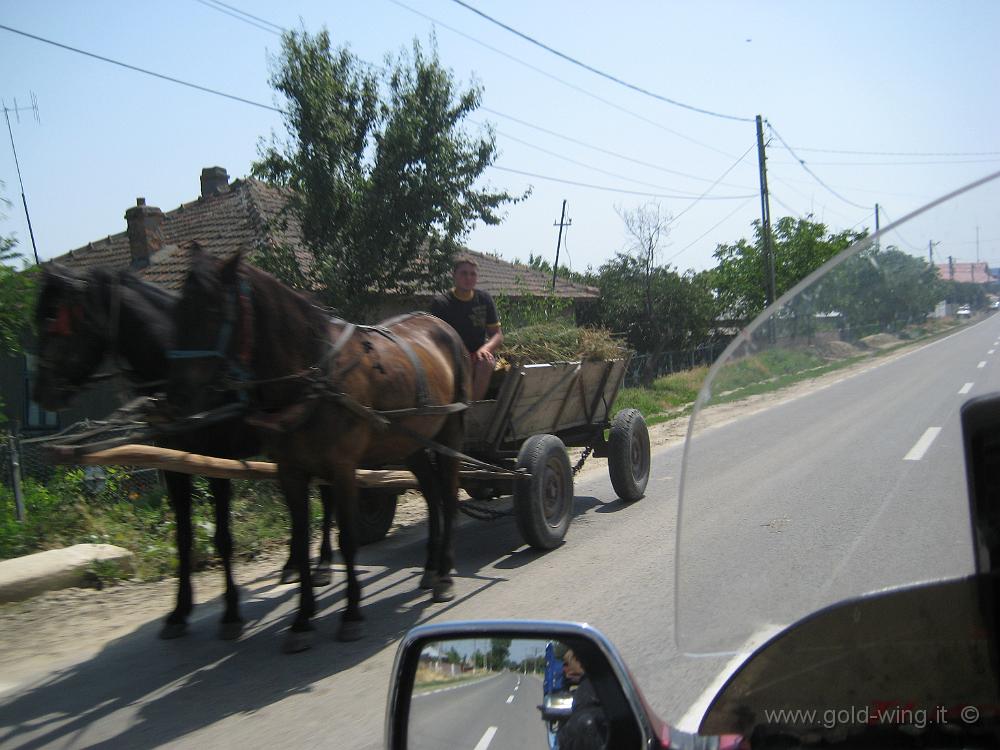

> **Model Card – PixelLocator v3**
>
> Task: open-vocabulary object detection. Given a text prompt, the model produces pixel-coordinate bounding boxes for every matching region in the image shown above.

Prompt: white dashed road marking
[474,726,498,750]
[960,383,974,395]
[904,427,942,461]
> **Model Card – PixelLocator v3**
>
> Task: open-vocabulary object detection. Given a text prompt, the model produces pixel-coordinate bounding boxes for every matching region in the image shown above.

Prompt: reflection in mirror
[407,637,609,750]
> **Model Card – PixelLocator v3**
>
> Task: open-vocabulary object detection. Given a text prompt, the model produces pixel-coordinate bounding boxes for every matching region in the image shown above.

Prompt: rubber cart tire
[357,489,398,545]
[608,408,651,502]
[513,434,573,549]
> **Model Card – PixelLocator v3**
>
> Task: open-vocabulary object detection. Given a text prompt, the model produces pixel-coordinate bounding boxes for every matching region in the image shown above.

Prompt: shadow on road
[0,500,557,749]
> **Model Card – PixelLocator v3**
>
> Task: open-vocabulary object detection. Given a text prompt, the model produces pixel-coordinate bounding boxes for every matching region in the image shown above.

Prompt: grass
[0,467,323,583]
[412,666,498,694]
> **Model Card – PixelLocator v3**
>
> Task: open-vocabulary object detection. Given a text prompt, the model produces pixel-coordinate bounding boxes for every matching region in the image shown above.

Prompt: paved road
[1,317,997,749]
[409,672,543,750]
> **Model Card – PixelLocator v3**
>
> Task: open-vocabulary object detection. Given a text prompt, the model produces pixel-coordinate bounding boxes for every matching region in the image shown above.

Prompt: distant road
[409,672,543,750]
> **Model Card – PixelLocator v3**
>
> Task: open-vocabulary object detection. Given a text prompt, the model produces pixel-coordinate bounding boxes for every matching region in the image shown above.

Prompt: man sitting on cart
[430,256,504,400]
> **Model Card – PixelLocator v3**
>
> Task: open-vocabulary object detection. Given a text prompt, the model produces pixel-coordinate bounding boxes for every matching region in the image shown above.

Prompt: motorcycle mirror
[384,620,655,749]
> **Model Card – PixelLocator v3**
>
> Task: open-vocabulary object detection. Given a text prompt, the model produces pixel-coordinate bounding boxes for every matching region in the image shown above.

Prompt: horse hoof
[337,620,365,642]
[279,568,300,585]
[282,629,314,654]
[432,580,455,603]
[218,620,245,641]
[419,570,436,590]
[312,566,333,587]
[159,621,188,640]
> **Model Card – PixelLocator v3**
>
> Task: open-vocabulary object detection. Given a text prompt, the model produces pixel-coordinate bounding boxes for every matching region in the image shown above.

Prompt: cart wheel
[514,434,573,549]
[357,489,398,545]
[608,408,651,502]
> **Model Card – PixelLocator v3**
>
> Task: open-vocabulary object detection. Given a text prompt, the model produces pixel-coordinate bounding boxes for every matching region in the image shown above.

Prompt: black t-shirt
[430,289,500,354]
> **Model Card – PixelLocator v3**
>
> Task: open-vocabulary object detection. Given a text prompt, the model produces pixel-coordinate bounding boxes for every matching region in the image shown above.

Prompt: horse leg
[432,414,464,603]
[208,477,244,640]
[408,450,440,590]
[161,471,194,639]
[313,484,336,587]
[278,466,317,653]
[408,450,449,600]
[326,471,364,641]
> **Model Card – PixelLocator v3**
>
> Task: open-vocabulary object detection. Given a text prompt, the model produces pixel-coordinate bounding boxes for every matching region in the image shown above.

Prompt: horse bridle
[165,275,254,386]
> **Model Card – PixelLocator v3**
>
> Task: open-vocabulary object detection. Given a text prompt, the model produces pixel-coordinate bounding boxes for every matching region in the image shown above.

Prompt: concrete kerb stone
[0,544,134,603]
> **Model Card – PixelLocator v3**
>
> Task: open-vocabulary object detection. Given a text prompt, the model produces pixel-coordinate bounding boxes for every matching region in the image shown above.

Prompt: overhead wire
[765,119,870,211]
[490,166,756,200]
[447,0,754,123]
[385,0,740,158]
[788,146,1000,157]
[489,127,755,198]
[876,206,926,254]
[193,0,283,35]
[666,196,755,264]
[671,142,758,222]
[0,23,284,114]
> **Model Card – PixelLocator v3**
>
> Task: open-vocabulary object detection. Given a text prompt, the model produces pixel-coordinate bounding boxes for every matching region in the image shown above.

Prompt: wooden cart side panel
[590,359,628,424]
[501,359,627,443]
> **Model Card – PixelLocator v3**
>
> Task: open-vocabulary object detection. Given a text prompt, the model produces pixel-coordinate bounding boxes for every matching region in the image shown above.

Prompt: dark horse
[32,263,338,640]
[167,252,470,652]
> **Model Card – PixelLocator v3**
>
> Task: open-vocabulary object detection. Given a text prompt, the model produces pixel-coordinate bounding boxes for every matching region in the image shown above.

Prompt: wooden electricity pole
[551,199,571,290]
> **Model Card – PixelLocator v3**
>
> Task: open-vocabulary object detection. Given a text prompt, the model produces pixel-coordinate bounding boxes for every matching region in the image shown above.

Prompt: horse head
[167,250,250,415]
[33,263,115,410]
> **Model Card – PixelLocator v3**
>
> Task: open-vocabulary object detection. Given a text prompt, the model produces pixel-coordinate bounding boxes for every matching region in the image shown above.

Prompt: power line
[491,128,754,197]
[770,157,1000,167]
[481,107,750,187]
[490,165,757,200]
[667,196,755,264]
[789,146,1000,157]
[193,0,283,36]
[0,23,284,114]
[765,120,869,211]
[876,206,925,253]
[385,0,740,158]
[671,143,758,222]
[448,0,754,123]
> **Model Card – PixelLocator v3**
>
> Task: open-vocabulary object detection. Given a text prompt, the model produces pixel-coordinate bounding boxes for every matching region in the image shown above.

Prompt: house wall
[1,353,123,437]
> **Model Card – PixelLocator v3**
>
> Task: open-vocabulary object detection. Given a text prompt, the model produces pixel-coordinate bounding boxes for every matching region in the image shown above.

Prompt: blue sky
[2,1,999,274]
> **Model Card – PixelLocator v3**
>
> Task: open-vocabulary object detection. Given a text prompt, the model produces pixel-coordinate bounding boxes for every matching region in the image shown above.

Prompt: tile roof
[935,261,994,285]
[54,173,598,299]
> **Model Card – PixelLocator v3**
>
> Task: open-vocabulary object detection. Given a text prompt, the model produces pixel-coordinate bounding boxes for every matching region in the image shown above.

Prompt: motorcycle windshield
[675,170,1000,655]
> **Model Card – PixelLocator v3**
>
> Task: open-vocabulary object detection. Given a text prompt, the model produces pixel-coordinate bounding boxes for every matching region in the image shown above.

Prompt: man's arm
[476,293,503,359]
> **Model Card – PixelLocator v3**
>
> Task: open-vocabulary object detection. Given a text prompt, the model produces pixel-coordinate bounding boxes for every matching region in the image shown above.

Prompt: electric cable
[448,0,754,123]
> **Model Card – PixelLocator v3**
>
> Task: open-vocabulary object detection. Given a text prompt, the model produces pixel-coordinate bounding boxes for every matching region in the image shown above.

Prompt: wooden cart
[50,358,650,550]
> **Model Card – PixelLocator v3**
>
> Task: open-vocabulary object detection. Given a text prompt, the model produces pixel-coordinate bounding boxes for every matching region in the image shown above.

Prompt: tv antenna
[3,93,41,264]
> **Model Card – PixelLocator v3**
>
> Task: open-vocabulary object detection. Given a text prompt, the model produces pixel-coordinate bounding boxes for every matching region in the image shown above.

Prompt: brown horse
[167,251,470,652]
[32,264,339,640]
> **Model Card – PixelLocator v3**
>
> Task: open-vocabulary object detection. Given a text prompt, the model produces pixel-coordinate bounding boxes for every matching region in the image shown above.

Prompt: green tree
[712,216,866,322]
[0,190,37,358]
[818,246,942,335]
[582,254,716,383]
[254,29,524,320]
[489,638,511,671]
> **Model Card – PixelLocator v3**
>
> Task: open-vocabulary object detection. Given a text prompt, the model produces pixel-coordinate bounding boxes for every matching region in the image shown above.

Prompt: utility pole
[929,240,939,266]
[874,204,880,252]
[551,199,571,290]
[2,94,41,264]
[755,116,775,307]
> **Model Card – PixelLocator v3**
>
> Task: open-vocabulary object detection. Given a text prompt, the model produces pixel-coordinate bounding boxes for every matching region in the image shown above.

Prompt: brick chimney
[200,166,230,198]
[124,197,164,269]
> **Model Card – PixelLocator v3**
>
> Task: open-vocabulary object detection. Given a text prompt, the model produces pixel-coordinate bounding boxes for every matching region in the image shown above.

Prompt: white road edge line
[904,427,942,461]
[960,383,974,395]
[474,726,498,750]
[979,361,987,368]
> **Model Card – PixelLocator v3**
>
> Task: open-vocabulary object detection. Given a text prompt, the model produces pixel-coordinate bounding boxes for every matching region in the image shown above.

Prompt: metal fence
[623,340,731,387]
[2,431,161,521]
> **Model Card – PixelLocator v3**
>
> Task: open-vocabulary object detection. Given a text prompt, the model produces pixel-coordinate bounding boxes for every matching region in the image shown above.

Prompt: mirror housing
[385,620,655,749]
